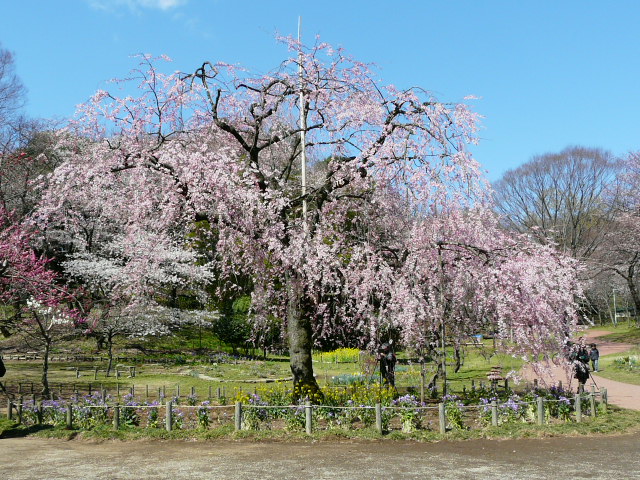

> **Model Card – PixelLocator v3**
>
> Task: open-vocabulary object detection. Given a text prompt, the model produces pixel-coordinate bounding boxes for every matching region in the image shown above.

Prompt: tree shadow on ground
[0,423,54,439]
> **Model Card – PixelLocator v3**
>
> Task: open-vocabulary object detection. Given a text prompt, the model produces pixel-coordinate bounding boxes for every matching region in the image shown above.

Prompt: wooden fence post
[574,394,582,423]
[438,402,446,434]
[66,403,73,429]
[7,400,13,421]
[375,403,382,434]
[601,387,608,412]
[491,401,498,426]
[166,401,173,431]
[15,396,23,424]
[305,401,313,435]
[234,402,242,431]
[114,404,120,430]
[537,397,544,425]
[36,400,43,425]
[590,386,596,417]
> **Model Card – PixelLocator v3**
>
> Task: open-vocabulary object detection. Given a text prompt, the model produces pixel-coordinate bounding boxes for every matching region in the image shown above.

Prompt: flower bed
[9,383,604,433]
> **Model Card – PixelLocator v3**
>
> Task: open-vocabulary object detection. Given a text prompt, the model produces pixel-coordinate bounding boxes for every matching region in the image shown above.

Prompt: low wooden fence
[1,353,241,365]
[5,389,608,435]
[0,381,239,405]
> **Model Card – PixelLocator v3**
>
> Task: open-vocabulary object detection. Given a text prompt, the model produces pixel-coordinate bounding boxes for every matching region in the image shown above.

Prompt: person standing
[378,342,397,388]
[589,344,600,372]
[571,340,590,393]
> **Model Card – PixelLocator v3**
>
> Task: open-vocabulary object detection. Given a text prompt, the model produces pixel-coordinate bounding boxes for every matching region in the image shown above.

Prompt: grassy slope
[588,324,640,386]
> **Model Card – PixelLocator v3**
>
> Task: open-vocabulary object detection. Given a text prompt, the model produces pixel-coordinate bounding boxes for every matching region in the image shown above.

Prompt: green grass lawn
[596,347,640,385]
[1,338,523,402]
[581,324,640,385]
[596,323,640,345]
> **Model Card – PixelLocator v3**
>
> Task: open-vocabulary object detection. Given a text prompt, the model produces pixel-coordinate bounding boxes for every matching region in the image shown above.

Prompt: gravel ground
[1,433,639,480]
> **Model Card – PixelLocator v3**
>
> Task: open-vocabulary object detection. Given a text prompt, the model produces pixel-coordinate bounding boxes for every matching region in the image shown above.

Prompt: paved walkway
[523,330,640,410]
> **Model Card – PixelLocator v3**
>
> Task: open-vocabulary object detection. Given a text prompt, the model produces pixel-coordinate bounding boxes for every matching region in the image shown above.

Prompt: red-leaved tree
[1,208,82,396]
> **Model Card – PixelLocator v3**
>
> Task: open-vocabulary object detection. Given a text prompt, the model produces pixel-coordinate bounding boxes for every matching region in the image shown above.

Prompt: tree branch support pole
[438,245,447,397]
[298,15,308,232]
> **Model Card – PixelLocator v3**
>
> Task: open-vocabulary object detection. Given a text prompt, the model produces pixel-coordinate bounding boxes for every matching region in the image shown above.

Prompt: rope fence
[4,388,608,435]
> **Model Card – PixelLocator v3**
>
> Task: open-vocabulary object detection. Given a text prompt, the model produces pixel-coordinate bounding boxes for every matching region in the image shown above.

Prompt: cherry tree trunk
[106,337,114,377]
[286,274,320,401]
[624,273,640,321]
[41,340,51,399]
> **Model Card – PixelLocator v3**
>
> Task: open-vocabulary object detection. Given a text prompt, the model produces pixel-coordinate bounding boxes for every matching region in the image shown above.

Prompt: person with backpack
[378,342,397,388]
[573,341,590,393]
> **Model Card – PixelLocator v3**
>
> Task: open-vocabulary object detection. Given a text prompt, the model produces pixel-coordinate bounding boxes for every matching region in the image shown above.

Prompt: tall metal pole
[298,16,308,233]
[439,245,447,397]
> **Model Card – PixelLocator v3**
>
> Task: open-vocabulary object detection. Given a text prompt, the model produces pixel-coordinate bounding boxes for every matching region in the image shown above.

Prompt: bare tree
[0,45,25,125]
[493,146,622,260]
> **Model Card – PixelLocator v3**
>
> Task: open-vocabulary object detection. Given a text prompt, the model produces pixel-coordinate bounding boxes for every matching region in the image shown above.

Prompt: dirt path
[1,434,639,480]
[523,330,640,410]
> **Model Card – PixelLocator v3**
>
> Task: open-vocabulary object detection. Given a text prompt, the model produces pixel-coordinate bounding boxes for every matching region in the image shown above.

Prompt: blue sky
[1,0,639,180]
